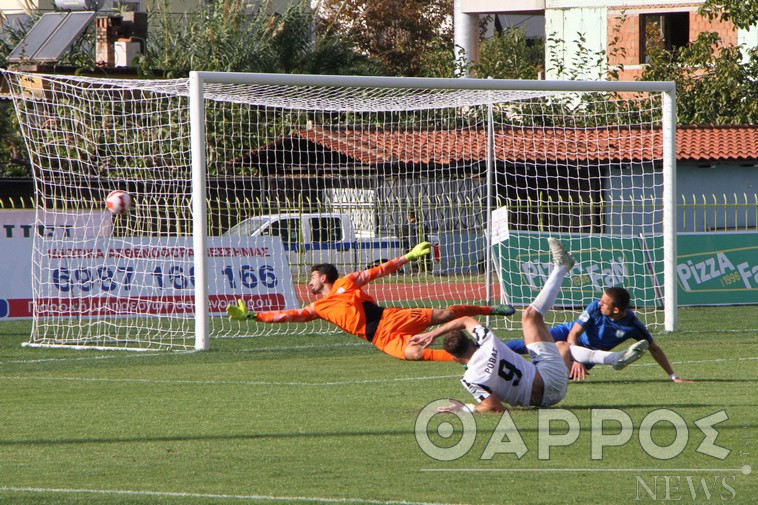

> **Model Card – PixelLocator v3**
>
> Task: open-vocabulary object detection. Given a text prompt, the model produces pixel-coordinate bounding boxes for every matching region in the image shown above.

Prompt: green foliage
[0,102,27,177]
[640,32,758,125]
[140,0,382,78]
[472,26,544,80]
[699,0,758,29]
[538,7,757,126]
[416,37,458,78]
[0,17,34,176]
[635,2,758,125]
[547,31,612,81]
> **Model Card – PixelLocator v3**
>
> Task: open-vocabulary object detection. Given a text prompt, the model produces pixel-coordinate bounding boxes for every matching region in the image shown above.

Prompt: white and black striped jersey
[461,326,536,407]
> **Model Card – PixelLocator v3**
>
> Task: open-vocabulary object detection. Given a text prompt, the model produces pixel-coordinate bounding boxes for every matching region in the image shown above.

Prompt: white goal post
[4,70,676,351]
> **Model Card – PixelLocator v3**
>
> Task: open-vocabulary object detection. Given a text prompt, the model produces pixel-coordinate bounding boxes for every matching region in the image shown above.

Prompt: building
[238,124,758,233]
[454,0,758,80]
[0,0,292,28]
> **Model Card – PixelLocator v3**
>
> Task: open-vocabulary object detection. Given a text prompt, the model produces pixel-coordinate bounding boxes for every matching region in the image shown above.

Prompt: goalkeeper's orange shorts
[370,307,433,360]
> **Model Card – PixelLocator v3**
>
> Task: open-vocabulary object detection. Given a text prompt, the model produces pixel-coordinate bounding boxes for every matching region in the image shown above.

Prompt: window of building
[640,12,690,63]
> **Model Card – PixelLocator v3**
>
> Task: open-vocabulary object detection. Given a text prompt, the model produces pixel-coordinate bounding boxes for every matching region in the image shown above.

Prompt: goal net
[3,70,676,351]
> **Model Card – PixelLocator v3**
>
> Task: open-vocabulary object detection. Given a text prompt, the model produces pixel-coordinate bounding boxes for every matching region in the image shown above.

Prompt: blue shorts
[549,322,573,342]
[505,322,575,356]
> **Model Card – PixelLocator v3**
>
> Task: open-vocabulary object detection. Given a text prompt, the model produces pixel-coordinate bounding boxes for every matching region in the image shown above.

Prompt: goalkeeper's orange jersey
[255,255,408,340]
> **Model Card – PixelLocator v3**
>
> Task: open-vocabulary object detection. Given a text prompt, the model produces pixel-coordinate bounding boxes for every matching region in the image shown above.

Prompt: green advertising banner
[677,232,758,305]
[493,232,663,309]
[494,231,758,307]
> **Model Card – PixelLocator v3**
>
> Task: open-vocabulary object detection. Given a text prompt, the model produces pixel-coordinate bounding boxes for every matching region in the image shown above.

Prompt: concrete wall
[605,162,758,235]
[545,6,606,80]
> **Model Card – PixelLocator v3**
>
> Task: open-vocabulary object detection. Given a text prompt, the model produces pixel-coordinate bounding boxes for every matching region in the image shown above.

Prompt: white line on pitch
[420,467,752,474]
[0,354,161,365]
[0,342,366,365]
[634,356,758,367]
[0,486,462,505]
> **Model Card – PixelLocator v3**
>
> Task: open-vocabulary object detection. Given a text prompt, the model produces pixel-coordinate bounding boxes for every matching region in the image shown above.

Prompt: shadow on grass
[0,429,415,447]
[1,416,752,448]
[569,378,758,384]
[559,403,753,410]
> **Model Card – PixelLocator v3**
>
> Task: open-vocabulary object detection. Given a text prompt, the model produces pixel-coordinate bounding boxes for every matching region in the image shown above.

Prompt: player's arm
[227,299,318,323]
[350,242,431,287]
[474,394,507,413]
[565,322,586,346]
[648,342,693,382]
[565,323,590,380]
[567,347,590,381]
[409,316,480,347]
[436,394,506,414]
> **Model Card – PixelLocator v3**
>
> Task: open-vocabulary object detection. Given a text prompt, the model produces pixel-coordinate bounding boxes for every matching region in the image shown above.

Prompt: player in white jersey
[411,237,575,412]
[456,323,540,407]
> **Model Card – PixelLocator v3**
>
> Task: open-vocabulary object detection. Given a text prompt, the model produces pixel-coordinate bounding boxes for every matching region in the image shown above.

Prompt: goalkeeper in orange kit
[227,242,515,361]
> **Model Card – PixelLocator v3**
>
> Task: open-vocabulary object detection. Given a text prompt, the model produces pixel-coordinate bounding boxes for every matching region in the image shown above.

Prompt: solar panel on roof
[8,11,95,63]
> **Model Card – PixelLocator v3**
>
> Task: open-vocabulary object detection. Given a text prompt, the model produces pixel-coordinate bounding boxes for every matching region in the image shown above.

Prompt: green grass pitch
[0,306,756,505]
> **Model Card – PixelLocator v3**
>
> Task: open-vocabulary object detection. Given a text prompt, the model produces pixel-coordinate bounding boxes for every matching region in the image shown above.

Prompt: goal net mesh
[3,70,667,350]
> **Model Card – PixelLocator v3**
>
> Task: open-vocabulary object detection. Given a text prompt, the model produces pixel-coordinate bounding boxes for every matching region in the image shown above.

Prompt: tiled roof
[240,125,758,168]
[295,125,758,164]
[676,125,757,162]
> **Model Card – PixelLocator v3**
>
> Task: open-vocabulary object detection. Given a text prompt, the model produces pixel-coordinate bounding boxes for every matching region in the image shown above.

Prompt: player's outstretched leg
[431,304,514,324]
[530,238,575,317]
[613,340,650,370]
[490,304,516,316]
[522,238,575,369]
[548,237,576,272]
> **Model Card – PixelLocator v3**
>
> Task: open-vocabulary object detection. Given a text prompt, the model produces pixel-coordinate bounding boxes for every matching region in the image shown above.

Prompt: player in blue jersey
[506,287,691,382]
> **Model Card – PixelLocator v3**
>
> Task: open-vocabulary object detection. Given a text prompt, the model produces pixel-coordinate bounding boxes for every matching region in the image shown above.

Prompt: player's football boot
[490,304,516,316]
[613,339,650,370]
[547,237,576,271]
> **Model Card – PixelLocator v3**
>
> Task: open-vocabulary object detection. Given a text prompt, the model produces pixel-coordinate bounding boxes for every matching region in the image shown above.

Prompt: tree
[317,0,452,77]
[0,16,38,177]
[473,26,545,80]
[141,0,382,78]
[639,1,758,124]
[699,0,758,30]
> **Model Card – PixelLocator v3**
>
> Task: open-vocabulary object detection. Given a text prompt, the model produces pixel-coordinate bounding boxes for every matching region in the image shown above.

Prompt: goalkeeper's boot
[490,304,516,316]
[613,340,649,370]
[548,237,576,271]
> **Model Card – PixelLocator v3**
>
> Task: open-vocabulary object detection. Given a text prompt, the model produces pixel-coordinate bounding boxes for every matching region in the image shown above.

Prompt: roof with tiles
[241,125,758,168]
[676,125,758,162]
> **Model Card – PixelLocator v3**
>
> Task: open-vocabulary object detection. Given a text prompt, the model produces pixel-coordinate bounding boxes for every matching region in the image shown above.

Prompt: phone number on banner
[49,264,279,294]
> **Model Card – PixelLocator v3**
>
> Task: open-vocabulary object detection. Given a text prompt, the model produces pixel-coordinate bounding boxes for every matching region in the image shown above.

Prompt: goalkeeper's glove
[405,241,432,262]
[227,299,257,321]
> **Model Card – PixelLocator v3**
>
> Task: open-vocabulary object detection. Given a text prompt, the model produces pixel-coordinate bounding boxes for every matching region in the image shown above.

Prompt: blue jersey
[550,300,653,351]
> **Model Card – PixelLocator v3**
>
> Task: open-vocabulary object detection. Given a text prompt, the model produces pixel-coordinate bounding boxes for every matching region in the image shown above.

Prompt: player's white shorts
[526,341,568,407]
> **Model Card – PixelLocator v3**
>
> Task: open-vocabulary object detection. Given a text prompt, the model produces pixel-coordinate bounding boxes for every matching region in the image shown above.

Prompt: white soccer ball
[106,190,132,214]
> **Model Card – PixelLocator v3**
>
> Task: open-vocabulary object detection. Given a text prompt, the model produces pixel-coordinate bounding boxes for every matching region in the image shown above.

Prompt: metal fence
[2,193,755,234]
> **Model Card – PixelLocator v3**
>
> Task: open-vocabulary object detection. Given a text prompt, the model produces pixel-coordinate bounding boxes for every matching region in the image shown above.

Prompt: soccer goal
[3,70,676,351]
